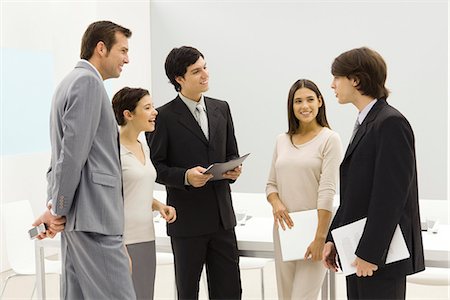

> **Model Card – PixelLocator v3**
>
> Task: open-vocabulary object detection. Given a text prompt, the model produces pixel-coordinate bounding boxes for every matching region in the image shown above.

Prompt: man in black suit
[322,47,424,299]
[146,46,242,299]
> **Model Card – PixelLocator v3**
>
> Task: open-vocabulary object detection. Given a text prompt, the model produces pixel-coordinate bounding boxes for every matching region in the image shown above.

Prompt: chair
[239,257,273,300]
[156,252,176,298]
[201,257,273,300]
[0,200,61,298]
[407,267,450,286]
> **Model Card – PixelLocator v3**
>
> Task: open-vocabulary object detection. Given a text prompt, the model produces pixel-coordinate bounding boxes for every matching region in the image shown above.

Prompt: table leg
[35,240,46,300]
[321,270,329,300]
[329,271,336,300]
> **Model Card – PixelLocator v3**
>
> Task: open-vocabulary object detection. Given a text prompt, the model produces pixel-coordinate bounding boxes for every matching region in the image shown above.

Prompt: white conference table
[35,219,450,300]
[153,216,274,257]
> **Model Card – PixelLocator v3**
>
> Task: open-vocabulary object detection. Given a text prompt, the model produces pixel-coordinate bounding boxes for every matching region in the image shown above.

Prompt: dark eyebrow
[190,66,203,73]
[194,62,207,70]
[293,96,315,102]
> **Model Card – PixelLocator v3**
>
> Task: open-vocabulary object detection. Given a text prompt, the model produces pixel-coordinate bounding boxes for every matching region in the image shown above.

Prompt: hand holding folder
[278,210,318,261]
[203,153,250,181]
[331,218,410,276]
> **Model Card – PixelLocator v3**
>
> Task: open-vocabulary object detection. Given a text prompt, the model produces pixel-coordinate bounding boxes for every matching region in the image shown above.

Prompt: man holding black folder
[146,46,242,299]
[323,47,424,299]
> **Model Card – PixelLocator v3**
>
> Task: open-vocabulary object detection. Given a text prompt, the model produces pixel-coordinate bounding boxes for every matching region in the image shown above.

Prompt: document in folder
[331,218,410,276]
[203,153,250,181]
[278,210,318,261]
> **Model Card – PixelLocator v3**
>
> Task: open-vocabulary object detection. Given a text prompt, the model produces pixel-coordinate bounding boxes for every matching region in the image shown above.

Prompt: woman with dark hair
[266,79,342,299]
[112,87,176,300]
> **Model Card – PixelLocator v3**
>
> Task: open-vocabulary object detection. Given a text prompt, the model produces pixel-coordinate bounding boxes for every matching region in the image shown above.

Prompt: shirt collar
[358,98,378,125]
[81,59,103,81]
[178,92,206,115]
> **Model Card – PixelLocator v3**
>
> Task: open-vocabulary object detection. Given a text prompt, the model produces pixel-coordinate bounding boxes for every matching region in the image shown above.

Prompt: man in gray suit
[33,21,136,299]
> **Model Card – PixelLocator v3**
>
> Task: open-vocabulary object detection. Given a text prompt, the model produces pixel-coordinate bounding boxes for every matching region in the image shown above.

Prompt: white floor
[1,261,449,299]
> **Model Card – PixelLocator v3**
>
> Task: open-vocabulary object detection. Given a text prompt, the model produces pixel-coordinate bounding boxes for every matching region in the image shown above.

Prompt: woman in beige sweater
[266,79,342,300]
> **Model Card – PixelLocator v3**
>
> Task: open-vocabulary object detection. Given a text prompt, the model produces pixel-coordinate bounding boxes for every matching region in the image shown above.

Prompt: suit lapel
[174,97,209,145]
[343,99,387,160]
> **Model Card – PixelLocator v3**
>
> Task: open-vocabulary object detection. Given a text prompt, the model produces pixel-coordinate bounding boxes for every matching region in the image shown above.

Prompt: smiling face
[292,87,322,126]
[128,95,158,132]
[99,32,129,80]
[176,56,209,101]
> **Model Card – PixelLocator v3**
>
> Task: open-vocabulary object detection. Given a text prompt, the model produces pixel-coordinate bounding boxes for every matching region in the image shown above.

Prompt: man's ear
[352,77,360,87]
[96,41,107,57]
[175,75,184,86]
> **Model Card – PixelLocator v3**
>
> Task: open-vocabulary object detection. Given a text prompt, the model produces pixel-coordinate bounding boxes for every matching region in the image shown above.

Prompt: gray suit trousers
[61,231,136,300]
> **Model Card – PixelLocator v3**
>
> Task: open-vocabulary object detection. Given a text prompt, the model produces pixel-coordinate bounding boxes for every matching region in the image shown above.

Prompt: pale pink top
[266,128,342,212]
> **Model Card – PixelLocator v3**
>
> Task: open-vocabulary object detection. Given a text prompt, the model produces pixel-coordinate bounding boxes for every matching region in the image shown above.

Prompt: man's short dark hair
[165,46,204,92]
[80,21,132,60]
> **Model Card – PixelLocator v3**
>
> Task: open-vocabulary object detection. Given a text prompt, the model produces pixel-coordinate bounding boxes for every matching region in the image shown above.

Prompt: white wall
[1,0,448,272]
[0,0,151,272]
[149,1,448,200]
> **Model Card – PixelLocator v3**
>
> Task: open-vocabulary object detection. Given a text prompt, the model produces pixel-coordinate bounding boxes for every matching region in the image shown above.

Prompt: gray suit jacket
[47,60,124,235]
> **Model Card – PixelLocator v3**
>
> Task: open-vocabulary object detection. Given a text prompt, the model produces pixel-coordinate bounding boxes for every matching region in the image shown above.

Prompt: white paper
[331,218,410,276]
[278,210,318,261]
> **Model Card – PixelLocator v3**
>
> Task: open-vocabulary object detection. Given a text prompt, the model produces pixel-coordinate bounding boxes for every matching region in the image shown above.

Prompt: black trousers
[171,227,242,300]
[346,274,406,300]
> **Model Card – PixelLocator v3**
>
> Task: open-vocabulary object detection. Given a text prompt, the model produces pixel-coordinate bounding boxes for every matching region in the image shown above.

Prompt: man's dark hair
[331,47,389,99]
[165,46,204,92]
[80,21,132,60]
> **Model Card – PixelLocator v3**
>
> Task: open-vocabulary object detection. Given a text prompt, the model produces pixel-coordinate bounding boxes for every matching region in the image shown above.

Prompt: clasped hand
[32,206,66,240]
[158,205,177,223]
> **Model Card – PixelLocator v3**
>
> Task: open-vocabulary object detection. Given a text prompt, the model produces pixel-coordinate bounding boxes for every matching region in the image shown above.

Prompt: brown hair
[112,87,150,126]
[80,21,132,60]
[331,47,389,99]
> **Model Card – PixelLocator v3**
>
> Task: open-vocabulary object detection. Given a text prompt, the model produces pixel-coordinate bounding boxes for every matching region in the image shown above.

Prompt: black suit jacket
[146,96,239,237]
[329,99,424,277]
